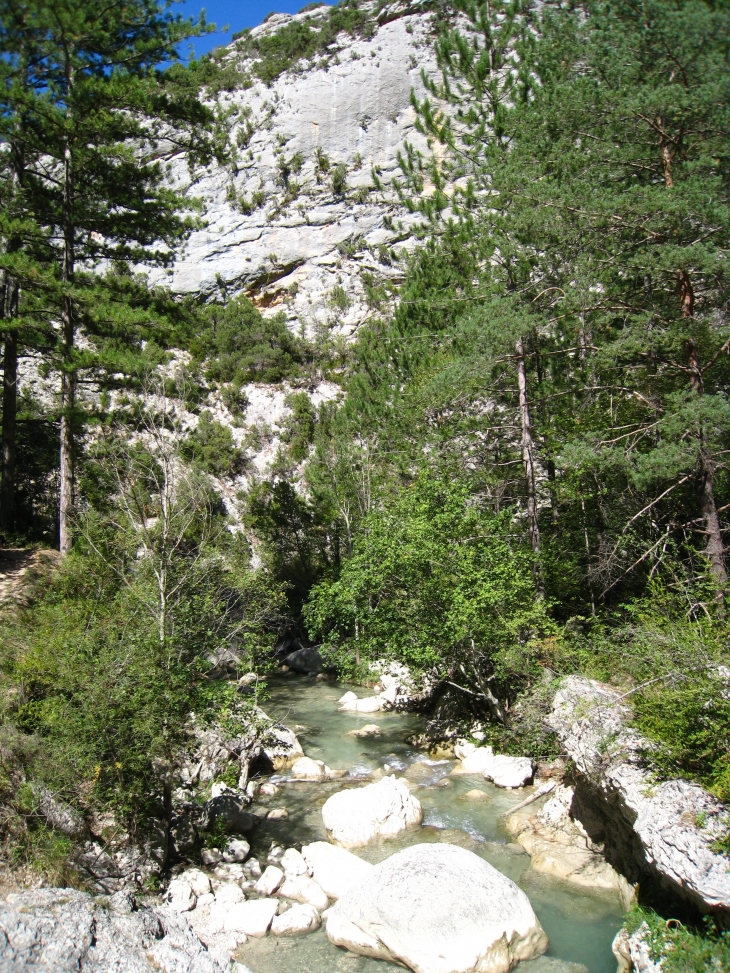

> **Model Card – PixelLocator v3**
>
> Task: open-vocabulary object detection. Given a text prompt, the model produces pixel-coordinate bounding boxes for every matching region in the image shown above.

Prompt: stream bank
[226,673,625,973]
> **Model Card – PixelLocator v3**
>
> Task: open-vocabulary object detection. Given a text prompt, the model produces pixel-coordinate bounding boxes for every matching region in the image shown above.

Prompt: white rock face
[147,3,444,343]
[549,675,730,918]
[322,775,423,848]
[326,843,548,973]
[271,902,321,937]
[277,874,330,911]
[302,840,374,899]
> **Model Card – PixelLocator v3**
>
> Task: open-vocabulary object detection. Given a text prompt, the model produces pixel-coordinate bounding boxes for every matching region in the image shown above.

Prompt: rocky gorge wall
[148,1,445,339]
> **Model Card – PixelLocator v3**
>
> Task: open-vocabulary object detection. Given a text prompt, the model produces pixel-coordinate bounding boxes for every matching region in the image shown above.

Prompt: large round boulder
[326,843,548,973]
[301,841,374,899]
[321,776,422,848]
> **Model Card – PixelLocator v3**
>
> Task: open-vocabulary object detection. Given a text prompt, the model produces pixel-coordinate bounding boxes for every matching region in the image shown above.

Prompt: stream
[237,674,623,973]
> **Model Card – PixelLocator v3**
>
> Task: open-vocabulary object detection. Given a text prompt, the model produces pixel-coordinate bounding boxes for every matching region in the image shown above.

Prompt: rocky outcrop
[504,784,634,905]
[147,2,444,339]
[322,775,423,847]
[325,843,548,973]
[0,887,226,973]
[549,675,730,918]
[612,925,661,973]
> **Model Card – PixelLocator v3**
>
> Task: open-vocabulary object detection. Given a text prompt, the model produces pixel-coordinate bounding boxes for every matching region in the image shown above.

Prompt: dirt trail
[0,548,60,606]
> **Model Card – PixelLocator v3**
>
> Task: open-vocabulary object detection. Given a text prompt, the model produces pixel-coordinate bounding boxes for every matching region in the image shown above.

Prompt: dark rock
[282,646,324,674]
[201,794,259,834]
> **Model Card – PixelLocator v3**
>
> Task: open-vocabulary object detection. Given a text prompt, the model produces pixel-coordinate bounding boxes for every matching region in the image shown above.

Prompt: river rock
[302,841,374,899]
[202,794,258,834]
[281,847,309,876]
[339,694,384,714]
[339,691,358,705]
[291,755,333,780]
[215,883,245,907]
[347,723,383,738]
[549,675,730,918]
[165,878,196,913]
[326,843,548,973]
[222,838,250,862]
[0,887,226,973]
[282,646,324,674]
[180,868,212,897]
[271,902,321,936]
[267,806,289,819]
[452,744,533,788]
[200,847,223,866]
[504,785,634,904]
[277,874,329,911]
[222,898,278,937]
[255,865,284,896]
[462,789,490,802]
[260,715,304,770]
[322,775,423,848]
[258,781,280,797]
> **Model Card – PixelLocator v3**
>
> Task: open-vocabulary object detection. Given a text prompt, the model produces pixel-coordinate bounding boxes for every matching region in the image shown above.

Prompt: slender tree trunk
[1,324,18,537]
[515,337,543,593]
[59,133,76,555]
[684,331,727,589]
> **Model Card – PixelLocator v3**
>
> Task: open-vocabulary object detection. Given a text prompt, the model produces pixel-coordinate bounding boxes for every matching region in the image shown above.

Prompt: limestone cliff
[148,1,444,340]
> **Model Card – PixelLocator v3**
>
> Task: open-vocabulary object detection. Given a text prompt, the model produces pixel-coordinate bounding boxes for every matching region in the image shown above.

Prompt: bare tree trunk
[1,316,18,537]
[515,337,543,594]
[59,131,75,555]
[684,329,728,589]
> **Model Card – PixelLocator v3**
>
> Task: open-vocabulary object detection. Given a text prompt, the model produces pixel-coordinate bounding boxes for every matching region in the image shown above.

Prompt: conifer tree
[0,0,225,551]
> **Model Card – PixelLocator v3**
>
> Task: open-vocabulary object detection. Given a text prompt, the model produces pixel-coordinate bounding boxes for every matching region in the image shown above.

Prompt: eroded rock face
[0,888,226,973]
[322,775,423,847]
[549,675,730,918]
[146,2,444,343]
[325,843,548,973]
[504,785,634,905]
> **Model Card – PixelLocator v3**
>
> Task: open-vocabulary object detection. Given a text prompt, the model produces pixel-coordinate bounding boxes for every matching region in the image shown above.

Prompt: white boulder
[452,745,534,788]
[223,898,278,937]
[164,878,196,913]
[254,865,284,896]
[180,868,212,897]
[271,903,321,936]
[322,775,423,848]
[215,883,245,907]
[281,847,309,877]
[223,838,250,863]
[347,724,382,738]
[291,756,333,780]
[339,694,384,714]
[302,841,374,899]
[326,843,548,973]
[277,874,329,911]
[338,691,358,705]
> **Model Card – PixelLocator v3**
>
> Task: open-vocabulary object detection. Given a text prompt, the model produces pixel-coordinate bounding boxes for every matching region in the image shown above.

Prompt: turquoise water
[237,674,623,973]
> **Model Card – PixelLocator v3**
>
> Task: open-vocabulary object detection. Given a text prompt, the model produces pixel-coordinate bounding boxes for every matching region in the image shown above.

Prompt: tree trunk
[59,134,75,555]
[1,324,18,536]
[683,284,727,591]
[515,337,543,593]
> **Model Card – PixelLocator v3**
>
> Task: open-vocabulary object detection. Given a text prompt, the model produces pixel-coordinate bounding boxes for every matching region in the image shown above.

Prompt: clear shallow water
[238,674,623,973]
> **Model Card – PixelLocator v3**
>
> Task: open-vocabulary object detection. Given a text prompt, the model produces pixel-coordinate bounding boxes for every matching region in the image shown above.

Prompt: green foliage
[624,907,730,973]
[182,410,246,477]
[235,0,376,86]
[196,294,309,386]
[306,475,553,691]
[331,162,348,197]
[281,392,316,463]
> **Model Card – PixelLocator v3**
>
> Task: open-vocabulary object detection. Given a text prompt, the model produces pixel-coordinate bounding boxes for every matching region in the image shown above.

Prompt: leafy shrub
[624,907,730,973]
[331,162,348,196]
[281,392,316,463]
[182,411,246,477]
[197,295,308,385]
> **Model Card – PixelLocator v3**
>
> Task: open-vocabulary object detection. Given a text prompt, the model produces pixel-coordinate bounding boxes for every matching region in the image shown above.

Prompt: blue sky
[178,0,335,59]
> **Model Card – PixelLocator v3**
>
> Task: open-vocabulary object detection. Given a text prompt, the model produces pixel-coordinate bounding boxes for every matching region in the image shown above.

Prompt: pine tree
[0,0,226,551]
